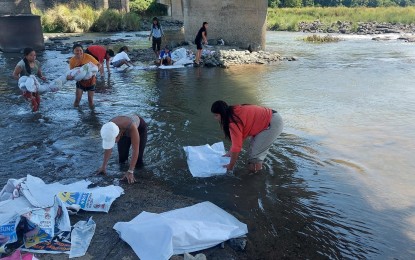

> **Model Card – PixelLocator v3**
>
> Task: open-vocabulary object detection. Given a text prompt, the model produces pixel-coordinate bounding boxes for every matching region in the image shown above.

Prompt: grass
[267,7,415,32]
[302,34,342,43]
[32,4,141,33]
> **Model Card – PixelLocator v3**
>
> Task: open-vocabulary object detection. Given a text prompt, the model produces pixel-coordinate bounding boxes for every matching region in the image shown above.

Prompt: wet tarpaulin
[113,201,248,260]
[183,142,231,177]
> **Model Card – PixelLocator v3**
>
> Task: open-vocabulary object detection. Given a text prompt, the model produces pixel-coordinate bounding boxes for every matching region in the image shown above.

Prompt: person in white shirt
[148,17,164,59]
[111,46,134,68]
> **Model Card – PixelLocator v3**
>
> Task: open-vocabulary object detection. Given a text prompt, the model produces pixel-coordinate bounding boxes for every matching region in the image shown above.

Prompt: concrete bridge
[158,0,268,50]
[0,0,44,52]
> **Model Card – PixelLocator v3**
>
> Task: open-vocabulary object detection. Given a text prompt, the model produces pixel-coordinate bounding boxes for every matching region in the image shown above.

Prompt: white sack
[171,48,187,62]
[183,142,230,177]
[66,62,98,81]
[113,201,248,260]
[18,75,40,93]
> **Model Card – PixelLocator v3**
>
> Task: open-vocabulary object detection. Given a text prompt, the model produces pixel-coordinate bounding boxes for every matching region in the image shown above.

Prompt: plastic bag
[69,217,96,258]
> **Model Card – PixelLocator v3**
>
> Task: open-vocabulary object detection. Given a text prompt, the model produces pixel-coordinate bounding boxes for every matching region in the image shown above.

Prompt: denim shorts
[76,82,95,92]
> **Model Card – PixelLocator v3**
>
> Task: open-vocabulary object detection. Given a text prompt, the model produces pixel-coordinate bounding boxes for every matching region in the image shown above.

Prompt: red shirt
[229,105,273,153]
[86,45,107,63]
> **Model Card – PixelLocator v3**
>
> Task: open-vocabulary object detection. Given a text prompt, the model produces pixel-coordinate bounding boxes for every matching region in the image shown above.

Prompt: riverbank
[36,175,249,260]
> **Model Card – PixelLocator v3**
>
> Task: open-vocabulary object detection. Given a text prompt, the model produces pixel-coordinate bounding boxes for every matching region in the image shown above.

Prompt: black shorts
[76,82,95,92]
[195,38,203,50]
[152,37,161,51]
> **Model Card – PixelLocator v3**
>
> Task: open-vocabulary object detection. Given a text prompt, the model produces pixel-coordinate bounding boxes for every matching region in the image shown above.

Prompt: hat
[100,122,119,149]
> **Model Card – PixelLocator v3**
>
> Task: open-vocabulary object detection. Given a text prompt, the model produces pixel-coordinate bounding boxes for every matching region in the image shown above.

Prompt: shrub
[303,34,341,42]
[92,9,123,32]
[122,12,141,31]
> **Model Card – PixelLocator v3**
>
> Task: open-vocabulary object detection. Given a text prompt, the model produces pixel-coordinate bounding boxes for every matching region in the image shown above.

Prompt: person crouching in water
[211,100,283,173]
[12,47,47,112]
[158,45,172,66]
[98,115,148,184]
[67,44,100,108]
[111,46,134,68]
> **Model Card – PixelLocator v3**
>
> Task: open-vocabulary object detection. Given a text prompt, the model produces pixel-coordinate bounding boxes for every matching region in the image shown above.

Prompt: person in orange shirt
[67,44,100,108]
[211,100,283,173]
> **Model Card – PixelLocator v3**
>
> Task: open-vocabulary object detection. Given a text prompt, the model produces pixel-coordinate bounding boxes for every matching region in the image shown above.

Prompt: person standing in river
[12,47,47,112]
[148,17,164,60]
[67,44,100,108]
[98,114,148,184]
[84,45,115,76]
[211,100,283,173]
[194,22,208,66]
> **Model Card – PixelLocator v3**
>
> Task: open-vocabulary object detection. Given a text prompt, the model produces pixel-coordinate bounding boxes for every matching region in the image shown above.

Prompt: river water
[0,31,414,259]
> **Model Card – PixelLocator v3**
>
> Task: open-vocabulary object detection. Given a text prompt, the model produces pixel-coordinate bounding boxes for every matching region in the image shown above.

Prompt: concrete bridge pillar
[183,0,267,50]
[0,0,44,52]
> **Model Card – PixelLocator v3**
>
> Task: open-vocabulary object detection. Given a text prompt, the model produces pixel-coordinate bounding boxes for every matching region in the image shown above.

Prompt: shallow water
[0,31,414,258]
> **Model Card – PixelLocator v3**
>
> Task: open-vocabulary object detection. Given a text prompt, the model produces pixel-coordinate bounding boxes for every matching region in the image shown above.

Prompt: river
[0,31,414,259]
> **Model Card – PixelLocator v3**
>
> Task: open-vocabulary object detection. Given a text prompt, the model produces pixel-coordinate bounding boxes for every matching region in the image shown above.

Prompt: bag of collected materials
[183,142,230,177]
[113,201,248,260]
[67,62,98,81]
[18,75,40,93]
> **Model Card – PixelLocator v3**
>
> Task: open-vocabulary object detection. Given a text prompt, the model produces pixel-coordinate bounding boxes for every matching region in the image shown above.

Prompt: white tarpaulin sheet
[183,142,230,177]
[113,201,248,260]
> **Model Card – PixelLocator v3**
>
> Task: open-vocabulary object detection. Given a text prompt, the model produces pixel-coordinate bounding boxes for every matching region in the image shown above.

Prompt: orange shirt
[69,53,99,69]
[229,105,273,153]
[69,53,99,86]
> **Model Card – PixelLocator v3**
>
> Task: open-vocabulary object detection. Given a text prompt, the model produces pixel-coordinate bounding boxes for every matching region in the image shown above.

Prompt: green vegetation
[32,4,141,33]
[302,34,341,42]
[129,0,167,15]
[268,0,415,7]
[267,7,415,31]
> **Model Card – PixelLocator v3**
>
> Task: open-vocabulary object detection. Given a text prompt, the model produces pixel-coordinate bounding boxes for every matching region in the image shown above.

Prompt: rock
[229,237,247,251]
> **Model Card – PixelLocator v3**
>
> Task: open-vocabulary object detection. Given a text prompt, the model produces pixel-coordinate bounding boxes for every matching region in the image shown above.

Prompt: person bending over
[98,114,148,184]
[211,100,283,173]
[85,45,114,76]
[158,45,172,66]
[111,46,134,68]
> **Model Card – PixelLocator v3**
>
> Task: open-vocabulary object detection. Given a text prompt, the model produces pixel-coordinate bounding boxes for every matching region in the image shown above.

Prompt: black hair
[203,22,208,27]
[118,46,129,53]
[152,17,160,29]
[22,47,34,75]
[211,100,242,140]
[72,43,83,51]
[107,49,115,57]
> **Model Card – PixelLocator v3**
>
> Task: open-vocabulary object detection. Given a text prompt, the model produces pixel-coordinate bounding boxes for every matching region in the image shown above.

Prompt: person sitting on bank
[111,46,134,68]
[85,45,114,76]
[158,45,172,66]
[98,114,148,184]
[211,100,283,173]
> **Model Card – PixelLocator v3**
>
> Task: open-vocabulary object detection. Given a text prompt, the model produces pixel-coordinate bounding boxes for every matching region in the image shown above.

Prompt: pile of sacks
[0,175,123,258]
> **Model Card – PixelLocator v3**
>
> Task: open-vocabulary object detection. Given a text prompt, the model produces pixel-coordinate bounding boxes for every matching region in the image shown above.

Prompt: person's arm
[148,28,152,40]
[98,149,112,174]
[202,31,207,44]
[106,59,111,74]
[12,66,22,80]
[225,151,240,171]
[121,128,140,184]
[99,62,104,76]
[37,66,46,81]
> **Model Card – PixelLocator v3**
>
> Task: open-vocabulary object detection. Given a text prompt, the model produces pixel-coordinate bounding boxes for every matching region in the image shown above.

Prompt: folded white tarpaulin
[183,142,230,177]
[113,201,248,260]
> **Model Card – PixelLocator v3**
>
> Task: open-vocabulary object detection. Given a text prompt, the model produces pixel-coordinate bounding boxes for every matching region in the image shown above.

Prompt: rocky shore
[43,34,290,68]
[299,20,415,36]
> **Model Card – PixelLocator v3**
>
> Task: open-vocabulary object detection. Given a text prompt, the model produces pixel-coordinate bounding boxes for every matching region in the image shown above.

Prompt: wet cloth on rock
[113,201,248,260]
[183,142,230,177]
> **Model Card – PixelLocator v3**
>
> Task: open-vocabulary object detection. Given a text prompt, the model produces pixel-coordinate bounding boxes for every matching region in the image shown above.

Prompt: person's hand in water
[96,166,106,175]
[121,171,136,184]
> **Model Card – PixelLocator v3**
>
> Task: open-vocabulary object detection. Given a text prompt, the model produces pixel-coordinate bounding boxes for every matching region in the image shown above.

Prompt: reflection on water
[0,31,414,258]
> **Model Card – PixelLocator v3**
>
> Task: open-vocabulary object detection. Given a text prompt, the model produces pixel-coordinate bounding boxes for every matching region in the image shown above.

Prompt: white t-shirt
[112,51,130,63]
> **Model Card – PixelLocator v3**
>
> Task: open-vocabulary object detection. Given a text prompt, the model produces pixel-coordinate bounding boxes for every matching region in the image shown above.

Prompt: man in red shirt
[85,45,114,76]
